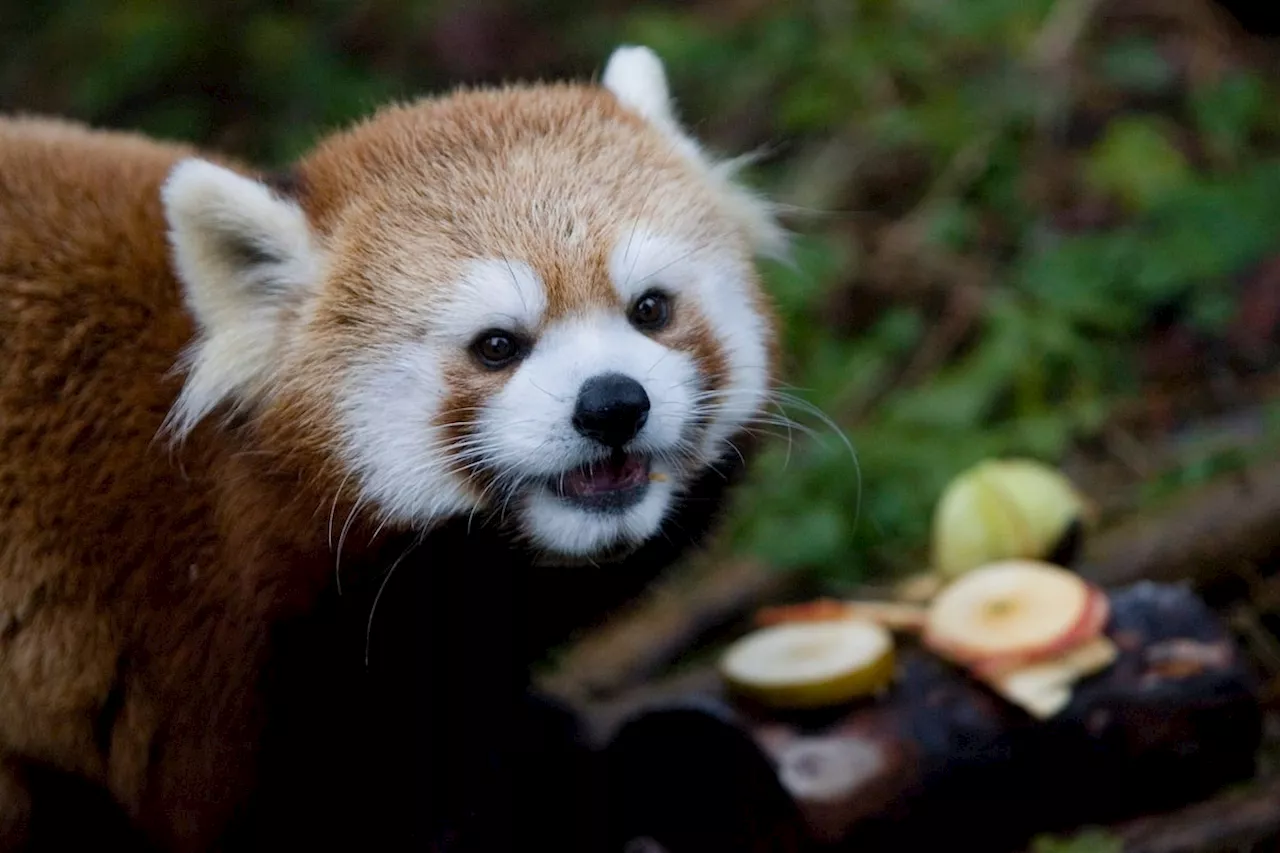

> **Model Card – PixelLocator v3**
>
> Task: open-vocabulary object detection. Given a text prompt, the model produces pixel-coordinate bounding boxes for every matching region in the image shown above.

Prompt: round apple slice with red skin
[970,587,1110,679]
[923,560,1103,668]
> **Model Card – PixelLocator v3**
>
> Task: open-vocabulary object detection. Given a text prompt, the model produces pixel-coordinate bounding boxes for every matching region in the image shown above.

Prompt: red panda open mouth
[552,452,652,511]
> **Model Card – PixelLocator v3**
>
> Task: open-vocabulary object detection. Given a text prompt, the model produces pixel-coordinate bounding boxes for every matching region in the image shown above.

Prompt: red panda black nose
[572,373,650,448]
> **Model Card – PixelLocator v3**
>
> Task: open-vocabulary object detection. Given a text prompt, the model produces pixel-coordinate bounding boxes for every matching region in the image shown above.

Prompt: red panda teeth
[559,454,650,497]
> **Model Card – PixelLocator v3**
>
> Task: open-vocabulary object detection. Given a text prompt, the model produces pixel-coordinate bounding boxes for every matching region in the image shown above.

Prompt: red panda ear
[602,45,704,168]
[602,46,788,260]
[160,158,322,438]
[602,46,678,129]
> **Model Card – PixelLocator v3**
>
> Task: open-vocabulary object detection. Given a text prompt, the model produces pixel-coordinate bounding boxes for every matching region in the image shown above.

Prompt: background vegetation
[5,0,1277,586]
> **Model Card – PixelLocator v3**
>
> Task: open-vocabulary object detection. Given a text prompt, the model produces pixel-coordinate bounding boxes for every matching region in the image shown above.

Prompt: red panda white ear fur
[160,158,322,439]
[602,45,788,259]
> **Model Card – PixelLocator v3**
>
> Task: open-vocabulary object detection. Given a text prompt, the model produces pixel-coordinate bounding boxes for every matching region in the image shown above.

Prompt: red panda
[0,46,782,851]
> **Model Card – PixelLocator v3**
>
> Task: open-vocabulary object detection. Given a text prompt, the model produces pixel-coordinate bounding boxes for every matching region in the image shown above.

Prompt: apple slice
[984,635,1118,719]
[968,586,1111,678]
[923,560,1093,666]
[720,620,895,710]
[895,571,946,604]
[756,599,928,633]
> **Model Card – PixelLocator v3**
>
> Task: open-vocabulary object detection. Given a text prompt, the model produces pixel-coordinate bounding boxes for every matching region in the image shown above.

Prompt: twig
[538,559,808,704]
[1110,775,1280,853]
[1029,0,1107,71]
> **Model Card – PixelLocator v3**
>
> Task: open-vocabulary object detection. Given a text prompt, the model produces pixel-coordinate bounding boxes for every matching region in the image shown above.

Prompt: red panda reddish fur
[0,66,779,852]
[0,116,332,849]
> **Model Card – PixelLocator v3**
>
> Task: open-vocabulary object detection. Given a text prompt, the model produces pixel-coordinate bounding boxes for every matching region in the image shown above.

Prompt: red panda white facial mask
[161,46,783,560]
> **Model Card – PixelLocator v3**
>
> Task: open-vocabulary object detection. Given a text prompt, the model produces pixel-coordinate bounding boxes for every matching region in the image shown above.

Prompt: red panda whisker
[744,414,815,434]
[499,253,531,318]
[367,513,390,547]
[326,469,356,553]
[431,420,482,431]
[526,377,568,403]
[643,348,676,381]
[497,476,531,523]
[364,534,422,668]
[630,241,708,292]
[620,140,672,291]
[733,426,800,464]
[701,457,737,483]
[466,478,500,535]
[334,496,367,597]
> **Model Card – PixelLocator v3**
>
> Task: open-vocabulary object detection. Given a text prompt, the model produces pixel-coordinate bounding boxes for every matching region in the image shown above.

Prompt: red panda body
[0,48,780,851]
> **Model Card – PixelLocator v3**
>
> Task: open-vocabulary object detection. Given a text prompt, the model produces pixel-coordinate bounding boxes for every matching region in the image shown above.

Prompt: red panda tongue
[564,454,647,496]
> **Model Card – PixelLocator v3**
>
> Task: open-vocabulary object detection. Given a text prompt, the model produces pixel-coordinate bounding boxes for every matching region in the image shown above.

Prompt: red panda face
[161,47,783,561]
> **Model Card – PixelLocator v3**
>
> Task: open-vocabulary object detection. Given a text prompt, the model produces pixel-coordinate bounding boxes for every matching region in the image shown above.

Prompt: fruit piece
[984,635,1118,719]
[756,599,851,626]
[969,586,1111,678]
[895,571,946,604]
[931,458,1093,579]
[828,601,928,633]
[756,599,927,633]
[720,620,895,709]
[920,560,1116,718]
[1064,586,1110,649]
[923,560,1092,666]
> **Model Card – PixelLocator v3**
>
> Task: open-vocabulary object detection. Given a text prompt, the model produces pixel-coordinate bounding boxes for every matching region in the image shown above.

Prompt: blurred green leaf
[1191,72,1267,161]
[1031,828,1123,853]
[1085,116,1190,211]
[1099,37,1175,94]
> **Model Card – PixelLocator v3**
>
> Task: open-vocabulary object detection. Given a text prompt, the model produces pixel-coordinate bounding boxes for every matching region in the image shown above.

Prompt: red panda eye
[472,330,521,368]
[629,290,671,332]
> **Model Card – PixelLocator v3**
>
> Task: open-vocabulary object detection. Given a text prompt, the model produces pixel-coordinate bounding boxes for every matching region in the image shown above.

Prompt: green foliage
[1099,36,1177,95]
[1031,828,1124,853]
[607,2,1280,579]
[1084,116,1190,211]
[2,0,1275,583]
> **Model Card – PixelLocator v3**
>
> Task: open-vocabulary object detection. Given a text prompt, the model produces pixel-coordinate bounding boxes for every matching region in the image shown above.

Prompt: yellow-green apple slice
[720,621,895,710]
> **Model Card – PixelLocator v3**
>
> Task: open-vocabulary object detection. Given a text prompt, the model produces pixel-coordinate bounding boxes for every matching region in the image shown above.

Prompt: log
[1079,460,1280,589]
[1108,774,1280,853]
[595,583,1263,852]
